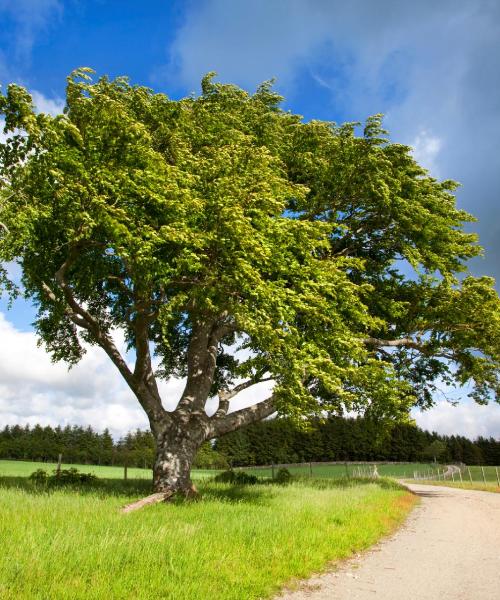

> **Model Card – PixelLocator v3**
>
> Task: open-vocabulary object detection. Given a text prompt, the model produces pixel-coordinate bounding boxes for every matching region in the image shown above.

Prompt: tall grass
[0,476,416,599]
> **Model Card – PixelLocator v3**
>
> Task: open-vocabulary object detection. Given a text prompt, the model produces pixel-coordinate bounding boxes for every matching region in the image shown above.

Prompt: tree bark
[152,423,203,497]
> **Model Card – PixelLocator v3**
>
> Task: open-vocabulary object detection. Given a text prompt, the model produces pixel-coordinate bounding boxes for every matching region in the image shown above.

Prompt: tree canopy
[1,69,499,494]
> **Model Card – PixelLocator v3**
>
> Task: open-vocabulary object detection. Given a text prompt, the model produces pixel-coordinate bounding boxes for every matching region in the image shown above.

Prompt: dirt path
[278,483,500,600]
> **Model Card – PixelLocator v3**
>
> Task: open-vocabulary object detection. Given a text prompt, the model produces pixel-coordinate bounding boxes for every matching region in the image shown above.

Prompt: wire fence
[411,464,500,485]
[232,460,500,485]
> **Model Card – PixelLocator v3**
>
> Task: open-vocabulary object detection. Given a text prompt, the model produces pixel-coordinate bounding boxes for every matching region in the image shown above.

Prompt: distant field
[0,460,216,481]
[2,459,496,484]
[0,460,437,481]
[463,466,500,483]
[238,462,438,479]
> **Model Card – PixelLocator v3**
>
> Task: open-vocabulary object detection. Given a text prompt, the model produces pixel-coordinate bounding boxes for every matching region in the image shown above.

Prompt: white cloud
[410,129,443,177]
[0,118,6,145]
[0,312,274,438]
[414,399,500,440]
[31,90,64,116]
[0,312,148,438]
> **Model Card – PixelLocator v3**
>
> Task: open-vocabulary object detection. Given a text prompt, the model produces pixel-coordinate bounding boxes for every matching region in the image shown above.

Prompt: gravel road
[278,483,500,600]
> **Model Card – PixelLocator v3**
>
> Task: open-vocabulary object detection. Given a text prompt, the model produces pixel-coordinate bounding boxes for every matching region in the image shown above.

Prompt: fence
[232,460,500,485]
[233,460,428,480]
[411,464,500,486]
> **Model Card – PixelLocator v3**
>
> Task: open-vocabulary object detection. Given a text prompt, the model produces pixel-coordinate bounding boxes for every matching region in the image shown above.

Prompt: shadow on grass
[0,475,153,498]
[0,474,404,505]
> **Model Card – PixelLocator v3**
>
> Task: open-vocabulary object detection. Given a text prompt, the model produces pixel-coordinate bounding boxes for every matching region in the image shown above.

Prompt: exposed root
[121,483,199,513]
[121,492,173,513]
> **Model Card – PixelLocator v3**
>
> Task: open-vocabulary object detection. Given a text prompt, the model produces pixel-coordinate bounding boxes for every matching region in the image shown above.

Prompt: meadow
[0,459,436,481]
[0,463,416,599]
[0,459,215,481]
[239,462,438,479]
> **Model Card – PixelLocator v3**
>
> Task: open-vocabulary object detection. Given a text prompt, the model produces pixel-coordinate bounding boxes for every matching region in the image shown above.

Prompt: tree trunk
[152,427,201,497]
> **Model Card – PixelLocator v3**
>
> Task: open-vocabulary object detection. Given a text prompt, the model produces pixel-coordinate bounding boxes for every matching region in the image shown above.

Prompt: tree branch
[51,248,168,427]
[214,377,274,418]
[208,396,276,438]
[363,337,427,352]
[176,317,237,419]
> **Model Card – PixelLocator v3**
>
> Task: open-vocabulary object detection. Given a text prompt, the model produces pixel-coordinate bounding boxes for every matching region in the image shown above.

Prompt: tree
[422,440,448,463]
[1,69,499,500]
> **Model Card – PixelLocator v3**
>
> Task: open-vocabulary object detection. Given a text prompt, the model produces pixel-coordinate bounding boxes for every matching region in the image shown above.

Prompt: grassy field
[0,470,416,599]
[0,459,437,482]
[239,462,438,479]
[462,466,500,483]
[0,460,215,481]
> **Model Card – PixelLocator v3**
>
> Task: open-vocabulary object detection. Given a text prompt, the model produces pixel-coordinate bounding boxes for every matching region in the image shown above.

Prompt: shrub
[29,469,49,484]
[28,467,97,487]
[54,467,97,485]
[274,468,293,484]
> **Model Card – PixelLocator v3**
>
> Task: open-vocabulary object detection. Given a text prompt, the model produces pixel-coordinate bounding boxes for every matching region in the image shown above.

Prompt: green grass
[0,459,439,483]
[238,462,438,479]
[0,460,216,481]
[463,466,500,483]
[0,473,416,599]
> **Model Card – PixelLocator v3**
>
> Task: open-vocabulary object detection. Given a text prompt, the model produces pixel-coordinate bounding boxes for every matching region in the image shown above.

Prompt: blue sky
[1,0,499,439]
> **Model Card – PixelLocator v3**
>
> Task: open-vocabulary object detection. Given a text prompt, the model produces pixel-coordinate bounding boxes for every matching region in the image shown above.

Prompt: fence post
[496,467,500,487]
[344,461,349,478]
[271,462,275,480]
[309,461,313,477]
[468,467,473,483]
[481,466,486,483]
[56,453,62,478]
[451,471,455,482]
[124,462,128,481]
[458,469,463,484]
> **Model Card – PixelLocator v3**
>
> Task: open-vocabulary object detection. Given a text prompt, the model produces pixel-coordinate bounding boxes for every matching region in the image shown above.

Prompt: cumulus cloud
[30,90,64,116]
[414,399,500,440]
[0,311,274,437]
[0,312,147,438]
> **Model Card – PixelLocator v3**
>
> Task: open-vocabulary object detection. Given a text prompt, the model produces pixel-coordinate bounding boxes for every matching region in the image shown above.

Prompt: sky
[0,0,499,440]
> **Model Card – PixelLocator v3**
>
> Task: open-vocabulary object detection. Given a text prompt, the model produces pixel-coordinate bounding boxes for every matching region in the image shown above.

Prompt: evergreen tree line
[0,424,154,468]
[0,418,499,468]
[213,417,500,467]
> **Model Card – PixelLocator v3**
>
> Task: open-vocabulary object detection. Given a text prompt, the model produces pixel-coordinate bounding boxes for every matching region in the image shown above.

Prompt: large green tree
[1,69,499,499]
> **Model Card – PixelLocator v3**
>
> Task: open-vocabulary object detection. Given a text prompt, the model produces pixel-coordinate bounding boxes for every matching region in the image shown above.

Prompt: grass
[462,466,500,483]
[238,462,438,479]
[407,479,500,493]
[0,460,216,481]
[0,459,441,483]
[0,471,416,599]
